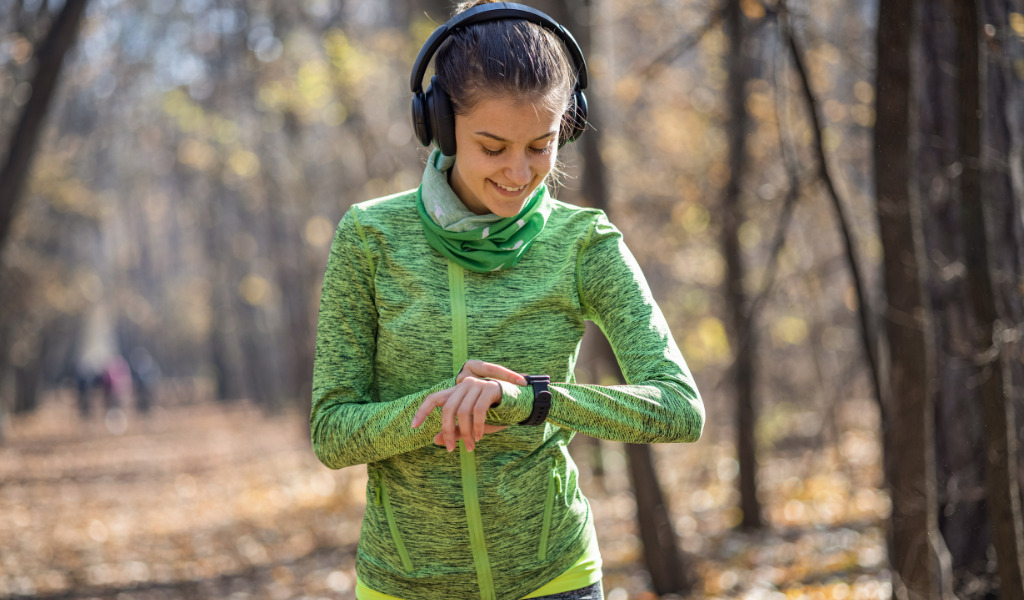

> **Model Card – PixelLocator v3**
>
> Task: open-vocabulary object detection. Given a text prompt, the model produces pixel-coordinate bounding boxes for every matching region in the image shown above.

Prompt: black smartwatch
[518,375,552,426]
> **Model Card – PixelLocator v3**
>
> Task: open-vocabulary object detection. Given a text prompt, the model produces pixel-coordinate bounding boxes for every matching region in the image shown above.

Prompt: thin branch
[638,6,725,80]
[744,17,803,322]
[778,0,884,412]
[717,7,800,386]
[782,6,871,77]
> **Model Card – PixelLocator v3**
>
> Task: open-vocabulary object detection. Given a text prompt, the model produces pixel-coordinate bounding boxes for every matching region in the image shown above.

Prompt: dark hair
[435,1,575,124]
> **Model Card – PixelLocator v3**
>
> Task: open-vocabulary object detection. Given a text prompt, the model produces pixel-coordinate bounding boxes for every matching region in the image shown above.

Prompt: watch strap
[518,375,552,426]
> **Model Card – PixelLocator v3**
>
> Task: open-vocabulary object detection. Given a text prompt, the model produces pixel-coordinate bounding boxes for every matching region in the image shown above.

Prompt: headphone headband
[410,2,589,154]
[410,2,588,95]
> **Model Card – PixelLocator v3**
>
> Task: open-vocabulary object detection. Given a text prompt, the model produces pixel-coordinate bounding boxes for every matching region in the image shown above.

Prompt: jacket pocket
[537,463,563,561]
[371,468,414,572]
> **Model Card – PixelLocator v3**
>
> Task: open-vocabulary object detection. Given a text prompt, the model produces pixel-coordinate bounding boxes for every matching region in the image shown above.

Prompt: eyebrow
[474,131,557,143]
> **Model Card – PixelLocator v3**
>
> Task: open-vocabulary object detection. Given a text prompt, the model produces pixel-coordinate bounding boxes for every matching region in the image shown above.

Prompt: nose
[504,154,531,186]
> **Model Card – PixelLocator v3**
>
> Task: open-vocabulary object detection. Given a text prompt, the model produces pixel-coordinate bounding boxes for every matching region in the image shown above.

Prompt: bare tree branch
[778,0,884,413]
[638,6,724,80]
[744,16,803,322]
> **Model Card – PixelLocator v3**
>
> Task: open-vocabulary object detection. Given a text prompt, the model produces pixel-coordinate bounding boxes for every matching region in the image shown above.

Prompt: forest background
[1,0,1023,599]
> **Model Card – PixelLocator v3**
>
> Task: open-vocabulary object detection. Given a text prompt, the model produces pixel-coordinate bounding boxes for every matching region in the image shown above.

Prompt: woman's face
[449,95,562,217]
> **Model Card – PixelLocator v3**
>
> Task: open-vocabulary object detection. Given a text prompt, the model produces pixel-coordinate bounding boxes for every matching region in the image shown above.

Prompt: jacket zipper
[538,463,562,561]
[372,468,413,573]
[448,262,496,600]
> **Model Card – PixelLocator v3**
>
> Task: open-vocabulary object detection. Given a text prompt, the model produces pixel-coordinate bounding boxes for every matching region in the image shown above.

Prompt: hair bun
[454,0,502,14]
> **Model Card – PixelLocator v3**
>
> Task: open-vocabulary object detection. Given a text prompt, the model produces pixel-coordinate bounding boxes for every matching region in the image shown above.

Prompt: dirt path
[1,395,366,599]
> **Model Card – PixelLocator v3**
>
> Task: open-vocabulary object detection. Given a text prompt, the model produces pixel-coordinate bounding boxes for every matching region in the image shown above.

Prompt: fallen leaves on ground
[0,391,891,599]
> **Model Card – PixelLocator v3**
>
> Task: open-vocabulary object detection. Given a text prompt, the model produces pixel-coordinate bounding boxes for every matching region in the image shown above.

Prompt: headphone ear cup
[427,76,457,156]
[412,91,432,148]
[560,89,588,146]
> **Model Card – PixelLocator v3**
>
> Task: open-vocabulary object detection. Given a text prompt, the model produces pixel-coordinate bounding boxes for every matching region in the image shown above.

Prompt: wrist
[488,380,534,424]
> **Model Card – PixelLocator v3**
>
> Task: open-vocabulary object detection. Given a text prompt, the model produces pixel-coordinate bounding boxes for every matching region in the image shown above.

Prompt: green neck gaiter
[417,150,550,273]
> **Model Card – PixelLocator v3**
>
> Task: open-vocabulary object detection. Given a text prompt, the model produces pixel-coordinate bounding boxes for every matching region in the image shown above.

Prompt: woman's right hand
[411,360,526,452]
[441,360,527,448]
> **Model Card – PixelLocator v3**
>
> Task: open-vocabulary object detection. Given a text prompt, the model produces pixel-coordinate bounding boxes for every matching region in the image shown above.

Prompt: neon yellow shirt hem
[355,546,602,600]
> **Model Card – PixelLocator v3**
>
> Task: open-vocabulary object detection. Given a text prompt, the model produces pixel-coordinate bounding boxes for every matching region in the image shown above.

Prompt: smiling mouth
[493,181,526,193]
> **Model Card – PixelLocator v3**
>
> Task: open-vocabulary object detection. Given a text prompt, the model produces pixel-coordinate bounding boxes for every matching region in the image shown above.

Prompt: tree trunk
[538,0,693,593]
[266,113,316,409]
[874,0,952,597]
[563,0,612,490]
[0,0,90,251]
[956,0,1024,596]
[918,1,991,587]
[184,159,248,403]
[724,0,761,531]
[0,329,7,445]
[979,0,1024,526]
[986,0,1024,507]
[625,443,693,594]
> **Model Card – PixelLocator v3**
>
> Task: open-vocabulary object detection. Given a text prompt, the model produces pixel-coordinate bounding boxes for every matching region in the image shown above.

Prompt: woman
[310,2,705,599]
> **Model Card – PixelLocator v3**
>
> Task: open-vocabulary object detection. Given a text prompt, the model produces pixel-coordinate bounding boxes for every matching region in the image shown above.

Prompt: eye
[481,146,503,156]
[529,144,553,155]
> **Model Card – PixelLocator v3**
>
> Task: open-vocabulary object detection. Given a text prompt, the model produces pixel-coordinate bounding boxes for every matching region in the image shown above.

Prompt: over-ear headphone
[410,2,589,156]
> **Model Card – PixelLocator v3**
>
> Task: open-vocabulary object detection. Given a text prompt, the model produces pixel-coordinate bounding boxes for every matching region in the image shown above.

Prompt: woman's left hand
[411,377,505,452]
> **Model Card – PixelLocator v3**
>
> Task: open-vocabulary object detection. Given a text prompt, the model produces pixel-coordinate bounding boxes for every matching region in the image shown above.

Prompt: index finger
[458,361,527,386]
[411,390,450,429]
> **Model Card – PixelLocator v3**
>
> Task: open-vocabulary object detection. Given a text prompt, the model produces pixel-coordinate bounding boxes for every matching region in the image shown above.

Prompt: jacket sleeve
[491,213,705,443]
[311,208,455,469]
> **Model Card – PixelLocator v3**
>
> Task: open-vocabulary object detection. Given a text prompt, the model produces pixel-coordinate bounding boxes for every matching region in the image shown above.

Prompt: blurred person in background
[310,2,705,599]
[76,362,99,418]
[129,346,161,414]
[100,355,131,412]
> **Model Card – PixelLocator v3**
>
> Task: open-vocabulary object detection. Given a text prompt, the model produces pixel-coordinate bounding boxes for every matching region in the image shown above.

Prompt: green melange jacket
[311,188,704,600]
